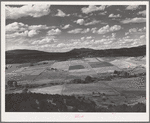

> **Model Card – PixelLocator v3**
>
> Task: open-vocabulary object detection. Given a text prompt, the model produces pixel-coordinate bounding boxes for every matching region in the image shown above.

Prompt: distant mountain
[6,45,146,64]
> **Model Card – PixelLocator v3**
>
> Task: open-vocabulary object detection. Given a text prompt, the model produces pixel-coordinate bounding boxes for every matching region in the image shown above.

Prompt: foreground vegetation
[6,93,146,112]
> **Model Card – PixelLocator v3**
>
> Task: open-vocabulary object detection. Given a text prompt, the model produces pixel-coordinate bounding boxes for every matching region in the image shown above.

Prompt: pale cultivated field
[93,66,120,73]
[31,85,63,95]
[110,60,137,69]
[51,61,70,70]
[83,58,100,62]
[30,69,45,75]
[29,82,118,95]
[96,57,105,61]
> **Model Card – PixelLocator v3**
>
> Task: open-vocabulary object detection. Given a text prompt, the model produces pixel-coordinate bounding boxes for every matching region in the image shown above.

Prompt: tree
[114,70,118,74]
[85,76,93,83]
[7,80,17,87]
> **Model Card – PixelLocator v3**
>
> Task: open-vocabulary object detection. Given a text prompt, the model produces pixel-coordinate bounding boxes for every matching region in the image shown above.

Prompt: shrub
[7,80,17,87]
[85,76,93,83]
[114,70,118,74]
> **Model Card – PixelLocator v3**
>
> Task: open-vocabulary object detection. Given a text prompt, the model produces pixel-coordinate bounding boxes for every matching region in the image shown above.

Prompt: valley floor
[5,56,146,112]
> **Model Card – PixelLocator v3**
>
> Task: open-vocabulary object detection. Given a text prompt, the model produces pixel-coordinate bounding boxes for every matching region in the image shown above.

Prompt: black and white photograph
[1,1,149,122]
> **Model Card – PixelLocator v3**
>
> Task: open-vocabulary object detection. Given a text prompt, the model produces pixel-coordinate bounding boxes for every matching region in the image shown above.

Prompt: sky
[5,4,146,52]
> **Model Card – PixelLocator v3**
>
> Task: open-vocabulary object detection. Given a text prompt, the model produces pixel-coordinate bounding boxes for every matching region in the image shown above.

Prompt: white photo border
[1,1,149,122]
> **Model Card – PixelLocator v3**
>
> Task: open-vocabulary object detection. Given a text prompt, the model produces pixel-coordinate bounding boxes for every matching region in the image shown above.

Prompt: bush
[85,76,93,83]
[114,70,118,74]
[7,80,17,87]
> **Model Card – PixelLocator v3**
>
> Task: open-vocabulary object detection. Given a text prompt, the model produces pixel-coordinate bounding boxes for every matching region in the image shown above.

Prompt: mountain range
[6,45,146,64]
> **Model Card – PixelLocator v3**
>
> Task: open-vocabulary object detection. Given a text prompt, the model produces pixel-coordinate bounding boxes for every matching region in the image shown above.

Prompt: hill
[6,45,146,64]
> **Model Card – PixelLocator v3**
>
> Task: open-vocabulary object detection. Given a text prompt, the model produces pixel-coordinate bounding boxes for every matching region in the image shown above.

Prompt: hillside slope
[6,45,146,64]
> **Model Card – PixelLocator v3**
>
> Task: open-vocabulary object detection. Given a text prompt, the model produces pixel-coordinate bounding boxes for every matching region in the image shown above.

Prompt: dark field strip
[69,65,85,70]
[89,62,114,68]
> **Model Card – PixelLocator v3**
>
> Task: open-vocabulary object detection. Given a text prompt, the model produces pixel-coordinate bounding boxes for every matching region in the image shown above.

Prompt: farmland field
[89,62,114,68]
[69,65,85,70]
[5,56,146,108]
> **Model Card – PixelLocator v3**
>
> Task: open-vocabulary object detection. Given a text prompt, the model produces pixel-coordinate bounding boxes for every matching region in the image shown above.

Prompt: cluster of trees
[70,75,113,84]
[114,70,129,77]
[6,93,146,112]
[114,70,146,78]
[7,80,18,88]
[70,76,97,84]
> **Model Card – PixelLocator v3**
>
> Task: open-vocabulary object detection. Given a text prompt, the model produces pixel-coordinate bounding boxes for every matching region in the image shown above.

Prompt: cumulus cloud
[97,25,109,34]
[91,27,97,33]
[55,9,69,17]
[99,11,107,15]
[94,38,115,45]
[28,25,50,30]
[56,43,66,48]
[138,27,146,32]
[109,14,121,18]
[97,25,121,34]
[28,30,39,37]
[75,19,100,26]
[109,25,122,31]
[112,33,116,38]
[140,35,145,39]
[126,5,139,10]
[86,36,92,40]
[68,28,90,34]
[138,10,146,16]
[68,28,82,34]
[6,4,50,19]
[123,36,130,39]
[6,22,28,33]
[72,13,82,18]
[47,28,61,35]
[81,5,106,14]
[75,19,85,25]
[81,37,85,40]
[32,36,56,45]
[129,28,138,33]
[56,42,78,48]
[6,22,51,38]
[81,28,90,33]
[121,17,146,24]
[125,27,146,36]
[125,32,129,36]
[6,22,50,33]
[61,24,71,29]
[84,20,100,26]
[6,31,29,38]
